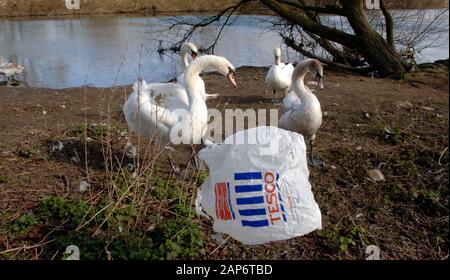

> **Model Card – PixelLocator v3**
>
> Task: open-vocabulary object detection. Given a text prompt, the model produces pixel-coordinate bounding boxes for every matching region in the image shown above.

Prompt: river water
[0,11,448,89]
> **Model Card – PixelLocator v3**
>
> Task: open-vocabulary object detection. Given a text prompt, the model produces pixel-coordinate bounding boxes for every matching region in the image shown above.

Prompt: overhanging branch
[261,0,359,49]
[276,0,345,15]
[283,36,373,74]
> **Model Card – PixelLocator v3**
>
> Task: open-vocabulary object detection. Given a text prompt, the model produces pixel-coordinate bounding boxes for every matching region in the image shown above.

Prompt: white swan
[0,55,24,84]
[123,55,237,147]
[265,47,294,103]
[279,59,324,167]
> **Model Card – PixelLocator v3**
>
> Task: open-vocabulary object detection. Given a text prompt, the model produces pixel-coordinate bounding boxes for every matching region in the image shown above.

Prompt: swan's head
[210,56,237,88]
[309,59,324,90]
[186,55,237,88]
[274,48,282,65]
[181,42,198,60]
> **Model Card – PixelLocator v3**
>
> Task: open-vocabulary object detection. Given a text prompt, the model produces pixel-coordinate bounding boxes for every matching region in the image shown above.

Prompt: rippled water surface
[0,12,448,89]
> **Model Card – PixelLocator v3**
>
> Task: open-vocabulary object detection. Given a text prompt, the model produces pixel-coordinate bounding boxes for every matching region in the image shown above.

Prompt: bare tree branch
[283,35,373,74]
[276,0,345,15]
[158,0,254,54]
[380,0,394,48]
[161,0,432,78]
[261,0,359,49]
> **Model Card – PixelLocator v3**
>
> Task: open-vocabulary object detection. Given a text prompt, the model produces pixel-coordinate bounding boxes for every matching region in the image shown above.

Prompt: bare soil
[0,65,448,260]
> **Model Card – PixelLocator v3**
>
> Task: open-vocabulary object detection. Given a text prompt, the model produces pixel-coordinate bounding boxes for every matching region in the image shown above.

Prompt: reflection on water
[0,13,448,89]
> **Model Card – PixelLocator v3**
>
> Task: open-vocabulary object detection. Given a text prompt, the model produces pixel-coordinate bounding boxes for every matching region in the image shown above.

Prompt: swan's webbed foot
[271,90,278,104]
[308,139,325,168]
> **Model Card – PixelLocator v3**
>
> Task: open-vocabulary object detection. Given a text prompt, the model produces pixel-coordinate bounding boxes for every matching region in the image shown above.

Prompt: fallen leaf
[421,106,435,111]
[396,101,413,108]
[368,169,385,182]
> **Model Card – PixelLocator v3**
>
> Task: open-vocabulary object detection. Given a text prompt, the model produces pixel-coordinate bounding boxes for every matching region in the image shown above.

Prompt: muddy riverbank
[0,0,447,17]
[0,65,448,260]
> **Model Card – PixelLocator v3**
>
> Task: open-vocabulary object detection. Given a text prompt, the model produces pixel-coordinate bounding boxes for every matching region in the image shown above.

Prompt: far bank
[0,0,448,18]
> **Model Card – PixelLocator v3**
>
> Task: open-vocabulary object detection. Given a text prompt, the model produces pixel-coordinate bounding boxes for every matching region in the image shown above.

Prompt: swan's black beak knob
[315,73,324,90]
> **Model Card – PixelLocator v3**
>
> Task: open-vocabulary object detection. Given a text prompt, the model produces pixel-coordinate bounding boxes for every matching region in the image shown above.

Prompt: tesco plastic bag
[195,126,322,245]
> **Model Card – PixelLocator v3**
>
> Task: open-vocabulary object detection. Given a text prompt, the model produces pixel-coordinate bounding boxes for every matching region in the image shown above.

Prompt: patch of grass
[52,217,204,260]
[153,175,170,200]
[197,170,209,185]
[371,125,411,145]
[69,124,109,140]
[37,196,91,228]
[413,190,446,216]
[4,163,205,260]
[0,174,8,184]
[316,225,367,255]
[10,213,39,237]
[18,149,34,159]
[151,218,204,260]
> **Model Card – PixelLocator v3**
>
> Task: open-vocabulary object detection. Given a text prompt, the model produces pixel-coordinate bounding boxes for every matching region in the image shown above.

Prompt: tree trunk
[380,0,395,48]
[261,0,409,78]
[338,0,406,78]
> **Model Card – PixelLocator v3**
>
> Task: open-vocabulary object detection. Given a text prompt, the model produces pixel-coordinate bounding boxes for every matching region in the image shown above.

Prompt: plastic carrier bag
[195,126,322,245]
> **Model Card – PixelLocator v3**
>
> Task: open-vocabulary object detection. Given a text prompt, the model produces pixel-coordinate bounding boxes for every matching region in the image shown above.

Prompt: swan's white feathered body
[0,56,24,80]
[279,59,324,142]
[265,48,294,93]
[123,55,236,145]
[123,82,191,140]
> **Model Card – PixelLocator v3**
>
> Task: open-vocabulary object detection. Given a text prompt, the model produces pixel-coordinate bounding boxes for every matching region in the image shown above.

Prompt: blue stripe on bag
[236,196,264,205]
[238,208,267,216]
[234,172,262,180]
[241,219,270,227]
[235,184,263,193]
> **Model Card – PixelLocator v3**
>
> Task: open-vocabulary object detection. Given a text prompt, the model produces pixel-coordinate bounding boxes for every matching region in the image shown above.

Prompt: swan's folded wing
[282,63,294,77]
[283,90,300,111]
[176,72,185,87]
[132,83,190,129]
[265,65,276,83]
[146,83,189,108]
[4,63,24,71]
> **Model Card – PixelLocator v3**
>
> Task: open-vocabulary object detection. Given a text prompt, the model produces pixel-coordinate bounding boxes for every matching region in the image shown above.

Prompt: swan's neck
[184,56,222,99]
[275,55,281,66]
[181,52,189,69]
[292,62,314,102]
[182,63,208,141]
[183,58,214,114]
[185,77,206,112]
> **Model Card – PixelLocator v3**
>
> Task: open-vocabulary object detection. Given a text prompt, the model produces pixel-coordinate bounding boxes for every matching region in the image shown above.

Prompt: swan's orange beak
[228,72,237,88]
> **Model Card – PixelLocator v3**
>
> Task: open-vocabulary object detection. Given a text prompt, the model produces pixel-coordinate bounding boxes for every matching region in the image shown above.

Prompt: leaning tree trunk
[380,0,394,48]
[339,0,407,79]
[261,0,409,79]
